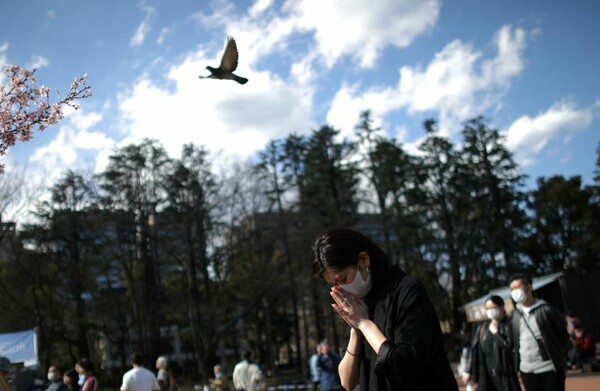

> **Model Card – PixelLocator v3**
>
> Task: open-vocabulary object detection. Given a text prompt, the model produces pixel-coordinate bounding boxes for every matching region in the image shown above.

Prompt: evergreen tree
[458,117,527,289]
[98,138,171,360]
[524,175,599,272]
[418,119,463,330]
[298,125,360,346]
[299,125,359,231]
[163,143,219,378]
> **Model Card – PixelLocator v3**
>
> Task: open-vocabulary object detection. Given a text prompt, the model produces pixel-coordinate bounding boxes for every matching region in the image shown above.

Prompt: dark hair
[487,295,505,307]
[241,350,252,360]
[76,358,94,373]
[130,352,145,366]
[311,228,390,287]
[64,369,78,385]
[508,273,532,286]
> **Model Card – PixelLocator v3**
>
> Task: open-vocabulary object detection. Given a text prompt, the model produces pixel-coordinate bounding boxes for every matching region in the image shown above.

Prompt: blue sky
[1,0,599,191]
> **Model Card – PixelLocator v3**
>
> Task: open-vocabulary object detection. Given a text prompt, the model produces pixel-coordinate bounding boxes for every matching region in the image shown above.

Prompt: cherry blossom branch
[0,64,92,174]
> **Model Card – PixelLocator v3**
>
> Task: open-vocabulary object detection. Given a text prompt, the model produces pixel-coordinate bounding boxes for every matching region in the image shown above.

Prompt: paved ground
[458,373,600,390]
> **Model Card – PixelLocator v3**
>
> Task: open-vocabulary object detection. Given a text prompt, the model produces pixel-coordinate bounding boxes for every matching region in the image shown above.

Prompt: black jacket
[468,318,520,391]
[357,265,458,391]
[508,300,569,373]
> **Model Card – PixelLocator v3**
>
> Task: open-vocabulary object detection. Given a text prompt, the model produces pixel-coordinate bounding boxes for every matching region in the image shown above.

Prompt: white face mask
[48,373,54,382]
[340,266,372,299]
[511,288,526,303]
[486,308,501,320]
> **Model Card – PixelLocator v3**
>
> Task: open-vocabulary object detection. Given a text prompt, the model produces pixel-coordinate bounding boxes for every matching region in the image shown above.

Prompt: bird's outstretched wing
[219,36,239,72]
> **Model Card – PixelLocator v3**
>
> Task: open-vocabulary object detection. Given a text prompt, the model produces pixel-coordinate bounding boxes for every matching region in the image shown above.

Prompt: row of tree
[0,112,598,384]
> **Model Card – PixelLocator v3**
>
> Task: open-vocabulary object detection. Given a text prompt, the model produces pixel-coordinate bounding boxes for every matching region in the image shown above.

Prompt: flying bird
[199,36,248,85]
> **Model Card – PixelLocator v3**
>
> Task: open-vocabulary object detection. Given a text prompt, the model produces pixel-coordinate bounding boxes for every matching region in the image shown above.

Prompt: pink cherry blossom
[0,64,92,174]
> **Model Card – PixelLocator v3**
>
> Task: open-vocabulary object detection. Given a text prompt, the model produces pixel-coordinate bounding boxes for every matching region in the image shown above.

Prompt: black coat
[356,265,458,391]
[468,318,520,391]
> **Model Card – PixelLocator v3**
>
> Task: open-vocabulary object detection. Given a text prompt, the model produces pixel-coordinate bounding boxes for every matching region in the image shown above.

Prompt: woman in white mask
[311,228,458,391]
[463,295,520,391]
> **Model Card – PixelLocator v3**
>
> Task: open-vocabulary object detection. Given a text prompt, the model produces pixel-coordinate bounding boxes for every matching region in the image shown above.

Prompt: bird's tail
[234,75,248,84]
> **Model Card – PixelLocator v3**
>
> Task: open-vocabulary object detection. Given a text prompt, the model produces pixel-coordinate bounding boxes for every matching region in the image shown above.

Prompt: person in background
[463,295,520,390]
[75,359,98,391]
[74,363,85,388]
[120,352,160,391]
[232,350,263,391]
[208,365,229,391]
[46,366,67,391]
[63,370,80,391]
[0,356,13,391]
[568,321,596,370]
[508,274,568,391]
[565,312,580,337]
[308,343,321,391]
[155,357,171,391]
[311,228,458,391]
[317,339,341,391]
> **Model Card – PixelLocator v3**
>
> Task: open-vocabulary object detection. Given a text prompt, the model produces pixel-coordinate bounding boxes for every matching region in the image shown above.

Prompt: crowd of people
[0,358,99,391]
[0,228,597,391]
[458,274,598,391]
[0,354,183,391]
[0,350,268,391]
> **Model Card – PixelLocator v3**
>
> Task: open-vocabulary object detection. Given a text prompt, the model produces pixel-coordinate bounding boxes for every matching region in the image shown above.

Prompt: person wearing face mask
[46,367,67,391]
[75,359,98,391]
[311,228,458,391]
[508,274,568,391]
[462,296,520,391]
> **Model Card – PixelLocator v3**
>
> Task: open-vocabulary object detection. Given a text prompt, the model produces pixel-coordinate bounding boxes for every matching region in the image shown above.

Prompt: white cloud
[131,20,151,47]
[217,12,297,69]
[288,0,440,68]
[28,55,49,70]
[193,0,440,86]
[397,25,526,130]
[94,148,115,174]
[326,84,395,138]
[156,27,171,45]
[70,110,103,131]
[31,129,78,168]
[505,100,593,166]
[29,111,114,180]
[117,52,313,161]
[73,129,115,150]
[290,51,318,86]
[325,25,527,136]
[130,4,156,47]
[249,0,275,16]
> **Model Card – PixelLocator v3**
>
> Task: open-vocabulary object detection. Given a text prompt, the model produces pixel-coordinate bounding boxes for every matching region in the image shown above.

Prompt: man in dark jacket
[508,274,568,391]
